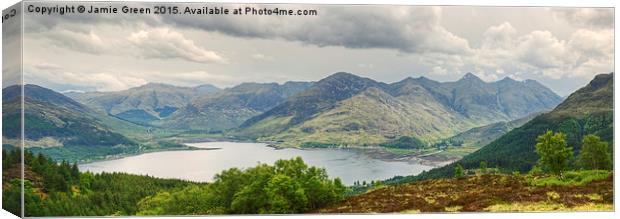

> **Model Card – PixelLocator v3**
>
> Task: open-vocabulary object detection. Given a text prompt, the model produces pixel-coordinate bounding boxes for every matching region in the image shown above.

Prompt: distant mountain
[236,72,563,146]
[2,85,136,148]
[67,83,220,124]
[400,73,613,183]
[406,73,562,124]
[154,81,314,131]
[194,84,220,93]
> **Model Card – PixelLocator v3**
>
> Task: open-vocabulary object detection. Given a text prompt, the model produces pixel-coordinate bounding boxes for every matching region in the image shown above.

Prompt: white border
[0,1,617,219]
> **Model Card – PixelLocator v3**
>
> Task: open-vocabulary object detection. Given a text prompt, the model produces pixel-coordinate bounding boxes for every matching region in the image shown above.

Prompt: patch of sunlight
[485,202,613,212]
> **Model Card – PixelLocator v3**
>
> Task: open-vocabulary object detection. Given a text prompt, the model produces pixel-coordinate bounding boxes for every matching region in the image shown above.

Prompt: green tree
[265,174,308,213]
[137,157,345,215]
[534,131,573,175]
[479,161,488,174]
[454,164,464,178]
[578,134,611,170]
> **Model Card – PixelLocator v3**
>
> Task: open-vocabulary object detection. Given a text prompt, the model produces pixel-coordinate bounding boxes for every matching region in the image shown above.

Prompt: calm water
[79,142,433,185]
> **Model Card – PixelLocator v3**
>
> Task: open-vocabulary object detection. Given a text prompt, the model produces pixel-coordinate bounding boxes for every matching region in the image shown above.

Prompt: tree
[479,161,488,174]
[454,164,464,178]
[534,131,573,175]
[265,174,308,213]
[578,134,611,170]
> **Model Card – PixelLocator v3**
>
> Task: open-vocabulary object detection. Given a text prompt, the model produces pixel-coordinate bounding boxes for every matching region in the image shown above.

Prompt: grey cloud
[469,22,613,80]
[553,8,613,29]
[28,22,226,64]
[45,27,108,54]
[25,4,475,61]
[164,5,473,55]
[126,27,226,63]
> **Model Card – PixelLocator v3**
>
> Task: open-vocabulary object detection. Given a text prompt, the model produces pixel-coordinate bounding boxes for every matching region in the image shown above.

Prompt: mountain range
[3,72,568,161]
[66,83,220,125]
[236,72,563,146]
[68,82,314,131]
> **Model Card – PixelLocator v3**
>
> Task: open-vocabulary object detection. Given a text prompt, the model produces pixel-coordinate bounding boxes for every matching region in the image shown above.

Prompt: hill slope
[398,73,613,183]
[237,72,562,146]
[2,85,135,148]
[2,84,189,162]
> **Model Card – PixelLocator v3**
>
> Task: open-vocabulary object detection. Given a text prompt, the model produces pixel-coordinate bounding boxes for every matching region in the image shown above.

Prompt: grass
[526,170,612,187]
[435,145,481,158]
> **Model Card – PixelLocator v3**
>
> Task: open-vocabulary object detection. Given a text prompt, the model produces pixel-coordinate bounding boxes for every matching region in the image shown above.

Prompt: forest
[2,149,346,216]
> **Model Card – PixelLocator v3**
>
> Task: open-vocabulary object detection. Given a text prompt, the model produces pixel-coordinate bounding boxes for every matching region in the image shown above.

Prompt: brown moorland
[319,173,613,213]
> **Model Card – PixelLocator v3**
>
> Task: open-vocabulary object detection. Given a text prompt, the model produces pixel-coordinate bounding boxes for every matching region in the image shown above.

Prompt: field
[319,171,613,213]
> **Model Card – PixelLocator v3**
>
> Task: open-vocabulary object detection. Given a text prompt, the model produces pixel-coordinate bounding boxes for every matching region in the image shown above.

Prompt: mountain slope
[237,72,563,146]
[398,73,613,183]
[2,85,136,148]
[241,72,389,129]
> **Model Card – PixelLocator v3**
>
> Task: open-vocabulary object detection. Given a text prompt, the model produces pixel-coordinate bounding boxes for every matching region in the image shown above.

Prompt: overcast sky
[13,3,614,96]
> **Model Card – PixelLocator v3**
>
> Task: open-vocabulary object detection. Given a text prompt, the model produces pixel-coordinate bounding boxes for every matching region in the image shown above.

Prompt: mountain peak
[587,72,613,90]
[500,76,516,82]
[194,84,220,93]
[318,72,380,87]
[459,73,483,82]
[325,72,359,80]
[139,82,177,89]
[552,73,612,117]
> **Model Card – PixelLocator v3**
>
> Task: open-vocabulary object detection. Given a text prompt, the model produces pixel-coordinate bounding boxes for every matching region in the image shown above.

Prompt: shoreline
[264,142,457,167]
[76,145,221,165]
[78,138,458,168]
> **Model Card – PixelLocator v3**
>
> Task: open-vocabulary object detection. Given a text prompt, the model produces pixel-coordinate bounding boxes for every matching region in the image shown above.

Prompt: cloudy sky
[12,2,614,96]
